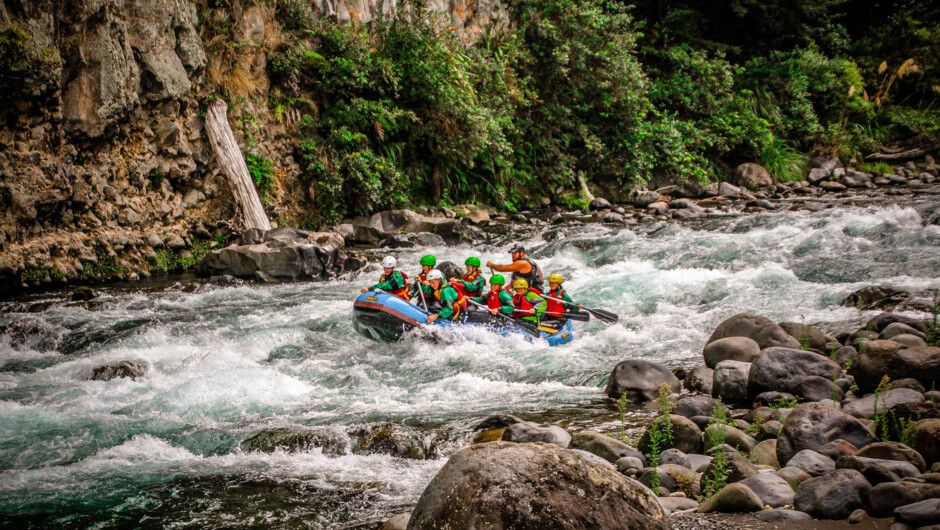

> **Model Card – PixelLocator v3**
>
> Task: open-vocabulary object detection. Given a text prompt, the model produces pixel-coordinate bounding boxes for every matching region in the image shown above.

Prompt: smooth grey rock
[892,334,928,347]
[849,340,940,393]
[869,481,940,517]
[660,448,690,468]
[751,439,780,468]
[842,388,925,419]
[637,415,703,455]
[703,424,757,453]
[777,466,812,490]
[673,395,722,419]
[701,449,758,485]
[818,440,858,461]
[795,469,872,520]
[707,313,801,350]
[638,464,699,495]
[659,496,699,513]
[684,366,714,395]
[713,360,751,404]
[380,514,410,530]
[697,483,764,513]
[570,430,643,463]
[893,498,940,527]
[848,508,868,524]
[704,336,761,368]
[837,455,923,485]
[776,403,876,465]
[741,472,795,508]
[756,508,812,522]
[616,456,645,473]
[788,450,835,477]
[856,442,927,473]
[881,322,926,340]
[604,359,681,402]
[747,347,841,399]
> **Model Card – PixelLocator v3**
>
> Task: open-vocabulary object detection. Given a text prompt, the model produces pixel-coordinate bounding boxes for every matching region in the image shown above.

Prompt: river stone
[795,469,872,520]
[659,496,699,514]
[788,450,836,476]
[604,359,680,402]
[688,454,713,473]
[570,430,643,463]
[634,190,662,208]
[856,442,927,473]
[758,421,783,441]
[755,391,798,407]
[617,456,645,473]
[701,449,758,485]
[747,347,841,399]
[894,498,940,526]
[355,423,428,459]
[718,182,741,196]
[756,508,812,522]
[893,334,929,348]
[849,340,940,393]
[842,388,925,419]
[474,414,524,430]
[638,464,699,496]
[90,360,147,381]
[406,442,670,530]
[637,415,703,455]
[777,466,812,490]
[797,375,844,402]
[751,439,780,468]
[71,286,97,301]
[674,395,721,419]
[733,163,774,189]
[703,337,761,368]
[589,197,612,210]
[501,421,571,448]
[866,313,926,334]
[706,313,801,350]
[685,366,714,395]
[881,322,926,340]
[776,403,876,465]
[703,424,757,453]
[843,286,910,311]
[241,428,348,456]
[741,472,794,507]
[893,379,929,393]
[834,345,859,366]
[779,322,832,352]
[869,481,940,516]
[914,419,940,466]
[818,440,858,461]
[713,360,751,404]
[837,455,922,485]
[697,483,764,513]
[820,180,847,192]
[842,169,871,188]
[570,449,617,470]
[660,448,691,468]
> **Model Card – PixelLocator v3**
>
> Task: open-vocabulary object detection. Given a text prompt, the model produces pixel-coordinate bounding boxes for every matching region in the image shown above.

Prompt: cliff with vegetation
[1,0,938,289]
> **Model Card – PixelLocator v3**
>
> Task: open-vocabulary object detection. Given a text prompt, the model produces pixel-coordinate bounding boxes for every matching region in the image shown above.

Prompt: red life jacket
[381,271,410,301]
[512,291,535,318]
[545,288,567,315]
[417,272,434,299]
[486,290,503,310]
[461,270,484,296]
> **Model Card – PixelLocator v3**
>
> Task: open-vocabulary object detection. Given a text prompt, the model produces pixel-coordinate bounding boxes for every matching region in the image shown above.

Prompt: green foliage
[873,375,892,442]
[20,266,62,284]
[148,240,219,275]
[245,153,275,204]
[769,397,799,410]
[78,255,125,281]
[616,393,630,443]
[701,398,731,498]
[925,291,940,347]
[646,383,675,490]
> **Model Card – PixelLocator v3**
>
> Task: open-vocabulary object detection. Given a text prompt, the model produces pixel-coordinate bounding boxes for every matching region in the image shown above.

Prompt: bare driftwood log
[866,141,938,162]
[205,99,271,231]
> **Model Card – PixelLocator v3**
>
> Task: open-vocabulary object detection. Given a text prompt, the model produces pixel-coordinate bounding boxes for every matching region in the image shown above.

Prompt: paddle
[542,311,590,322]
[466,299,541,337]
[542,294,620,324]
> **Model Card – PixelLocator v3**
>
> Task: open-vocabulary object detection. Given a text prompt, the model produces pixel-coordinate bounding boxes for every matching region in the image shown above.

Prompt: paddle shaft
[542,294,619,324]
[466,299,540,335]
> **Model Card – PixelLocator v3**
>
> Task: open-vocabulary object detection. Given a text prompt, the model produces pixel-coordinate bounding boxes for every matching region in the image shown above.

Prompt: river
[2,193,940,528]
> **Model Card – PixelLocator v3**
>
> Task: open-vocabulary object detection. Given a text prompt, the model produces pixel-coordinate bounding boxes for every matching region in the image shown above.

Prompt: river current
[2,194,940,528]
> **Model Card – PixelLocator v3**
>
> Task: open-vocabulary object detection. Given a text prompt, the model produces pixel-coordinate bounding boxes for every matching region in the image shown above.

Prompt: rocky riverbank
[365,306,940,530]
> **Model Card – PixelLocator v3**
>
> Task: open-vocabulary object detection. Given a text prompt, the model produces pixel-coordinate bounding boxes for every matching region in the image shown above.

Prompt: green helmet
[465,257,481,267]
[420,255,437,266]
[490,274,506,285]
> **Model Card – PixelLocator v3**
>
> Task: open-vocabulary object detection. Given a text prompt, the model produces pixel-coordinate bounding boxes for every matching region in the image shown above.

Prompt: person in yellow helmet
[510,278,545,323]
[543,272,582,325]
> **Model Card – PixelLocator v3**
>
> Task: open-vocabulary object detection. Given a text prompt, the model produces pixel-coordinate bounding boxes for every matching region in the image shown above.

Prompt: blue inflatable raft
[353,291,575,346]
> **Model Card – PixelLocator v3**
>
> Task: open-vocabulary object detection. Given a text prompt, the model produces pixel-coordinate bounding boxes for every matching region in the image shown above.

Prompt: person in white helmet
[361,256,410,300]
[425,269,467,323]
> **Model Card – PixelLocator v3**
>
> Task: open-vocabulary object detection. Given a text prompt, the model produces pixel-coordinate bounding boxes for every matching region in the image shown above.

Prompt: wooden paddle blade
[586,307,619,324]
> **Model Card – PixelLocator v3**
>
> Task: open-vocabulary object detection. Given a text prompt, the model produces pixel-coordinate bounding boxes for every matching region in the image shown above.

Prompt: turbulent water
[2,193,940,528]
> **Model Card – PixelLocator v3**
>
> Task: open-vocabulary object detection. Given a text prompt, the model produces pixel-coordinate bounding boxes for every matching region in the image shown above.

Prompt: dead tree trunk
[205,99,271,231]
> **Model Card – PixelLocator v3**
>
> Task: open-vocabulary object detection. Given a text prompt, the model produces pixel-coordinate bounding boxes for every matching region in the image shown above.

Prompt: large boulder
[501,421,571,448]
[701,450,758,485]
[747,348,841,399]
[741,473,795,508]
[712,360,751,404]
[673,395,722,419]
[638,464,699,496]
[90,360,147,381]
[849,340,940,393]
[776,403,876,465]
[697,483,764,513]
[842,286,910,311]
[353,423,432,459]
[707,314,801,350]
[733,163,774,189]
[242,427,348,456]
[842,388,925,419]
[703,424,757,453]
[855,442,927,473]
[196,238,348,280]
[570,431,644,463]
[406,442,669,530]
[604,360,680,402]
[794,469,872,520]
[788,450,835,477]
[869,481,940,517]
[914,418,940,466]
[751,439,780,468]
[779,322,832,352]
[703,337,761,368]
[894,498,940,527]
[836,455,922,485]
[637,415,704,455]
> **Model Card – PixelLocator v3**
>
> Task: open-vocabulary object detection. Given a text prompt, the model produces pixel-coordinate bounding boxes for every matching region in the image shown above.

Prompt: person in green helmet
[471,274,514,315]
[411,255,438,309]
[452,257,486,298]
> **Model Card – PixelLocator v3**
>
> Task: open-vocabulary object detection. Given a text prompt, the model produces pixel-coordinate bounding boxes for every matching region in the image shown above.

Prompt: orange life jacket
[382,271,410,301]
[435,285,467,320]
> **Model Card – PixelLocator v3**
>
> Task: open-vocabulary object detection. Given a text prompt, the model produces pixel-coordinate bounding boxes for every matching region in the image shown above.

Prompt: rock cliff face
[0,0,507,291]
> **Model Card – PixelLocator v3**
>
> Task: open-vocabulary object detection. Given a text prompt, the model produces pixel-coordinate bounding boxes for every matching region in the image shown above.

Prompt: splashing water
[1,199,939,527]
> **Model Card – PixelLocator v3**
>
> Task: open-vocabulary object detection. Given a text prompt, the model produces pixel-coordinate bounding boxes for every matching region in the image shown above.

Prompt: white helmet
[382,256,397,268]
[426,269,444,281]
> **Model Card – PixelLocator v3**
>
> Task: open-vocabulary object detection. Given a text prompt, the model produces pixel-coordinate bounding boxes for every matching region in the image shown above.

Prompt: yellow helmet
[548,273,564,284]
[512,278,529,290]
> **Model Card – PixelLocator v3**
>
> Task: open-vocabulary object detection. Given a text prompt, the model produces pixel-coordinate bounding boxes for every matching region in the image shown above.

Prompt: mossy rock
[353,423,427,459]
[472,428,507,444]
[71,286,97,301]
[241,428,348,456]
